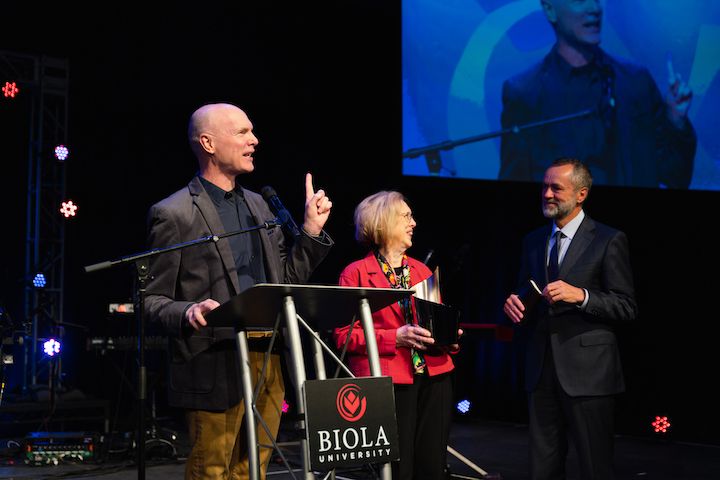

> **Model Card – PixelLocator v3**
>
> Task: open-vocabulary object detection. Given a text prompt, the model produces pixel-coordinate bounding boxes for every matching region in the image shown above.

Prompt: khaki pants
[185,351,284,480]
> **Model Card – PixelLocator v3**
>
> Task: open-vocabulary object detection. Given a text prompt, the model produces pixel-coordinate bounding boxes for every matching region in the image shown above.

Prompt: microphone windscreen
[261,186,277,202]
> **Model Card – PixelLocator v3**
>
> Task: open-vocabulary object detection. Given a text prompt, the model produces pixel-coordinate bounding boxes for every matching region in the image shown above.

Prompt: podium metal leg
[236,331,260,480]
[282,295,315,480]
[296,314,354,379]
[357,299,382,376]
[358,298,392,480]
[310,331,327,381]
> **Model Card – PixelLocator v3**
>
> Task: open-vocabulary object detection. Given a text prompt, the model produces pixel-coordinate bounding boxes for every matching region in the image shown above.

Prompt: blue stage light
[33,273,47,288]
[43,338,61,357]
[456,399,471,414]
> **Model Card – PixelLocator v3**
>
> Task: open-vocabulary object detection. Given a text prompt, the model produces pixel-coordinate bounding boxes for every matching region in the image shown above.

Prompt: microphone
[593,46,615,105]
[261,186,301,238]
[596,53,617,144]
[422,249,434,265]
[600,62,615,103]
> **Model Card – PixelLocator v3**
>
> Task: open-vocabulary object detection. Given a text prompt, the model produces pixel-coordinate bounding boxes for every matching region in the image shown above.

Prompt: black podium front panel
[304,377,399,470]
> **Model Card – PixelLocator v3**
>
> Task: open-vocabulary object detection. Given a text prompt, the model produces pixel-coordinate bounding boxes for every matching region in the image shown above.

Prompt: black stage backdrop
[3,2,718,444]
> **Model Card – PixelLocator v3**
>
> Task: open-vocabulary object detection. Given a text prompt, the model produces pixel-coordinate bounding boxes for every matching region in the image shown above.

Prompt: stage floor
[1,418,719,479]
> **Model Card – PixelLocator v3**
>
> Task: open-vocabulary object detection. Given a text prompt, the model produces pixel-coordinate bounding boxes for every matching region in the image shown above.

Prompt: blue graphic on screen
[402,0,720,190]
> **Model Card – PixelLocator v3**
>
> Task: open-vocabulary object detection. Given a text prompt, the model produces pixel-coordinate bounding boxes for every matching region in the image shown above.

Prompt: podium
[205,283,414,480]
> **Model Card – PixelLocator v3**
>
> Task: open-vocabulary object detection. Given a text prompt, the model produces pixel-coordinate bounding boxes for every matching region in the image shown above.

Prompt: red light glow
[651,415,671,433]
[60,200,78,218]
[2,81,19,98]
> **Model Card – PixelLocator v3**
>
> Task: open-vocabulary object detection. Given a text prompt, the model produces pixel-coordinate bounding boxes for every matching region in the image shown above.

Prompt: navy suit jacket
[500,48,696,189]
[517,215,638,396]
[145,176,333,411]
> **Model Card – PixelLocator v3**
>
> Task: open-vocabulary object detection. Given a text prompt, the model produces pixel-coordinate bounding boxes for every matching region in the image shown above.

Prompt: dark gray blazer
[517,215,637,396]
[145,176,333,410]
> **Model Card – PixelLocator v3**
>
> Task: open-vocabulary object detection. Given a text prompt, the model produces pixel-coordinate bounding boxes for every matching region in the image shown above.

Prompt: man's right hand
[185,299,220,331]
[503,294,525,324]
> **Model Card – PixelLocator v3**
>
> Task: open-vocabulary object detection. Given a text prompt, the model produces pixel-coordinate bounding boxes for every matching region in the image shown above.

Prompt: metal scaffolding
[1,50,69,392]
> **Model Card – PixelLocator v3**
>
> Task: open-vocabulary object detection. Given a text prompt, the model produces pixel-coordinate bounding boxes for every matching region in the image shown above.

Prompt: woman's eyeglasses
[399,212,415,222]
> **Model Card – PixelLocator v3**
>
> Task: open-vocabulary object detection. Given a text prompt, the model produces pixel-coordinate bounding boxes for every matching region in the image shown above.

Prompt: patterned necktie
[547,230,562,281]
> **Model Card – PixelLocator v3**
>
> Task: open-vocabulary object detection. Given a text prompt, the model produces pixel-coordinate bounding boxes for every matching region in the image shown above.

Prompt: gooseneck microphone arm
[83,220,280,274]
[402,107,596,174]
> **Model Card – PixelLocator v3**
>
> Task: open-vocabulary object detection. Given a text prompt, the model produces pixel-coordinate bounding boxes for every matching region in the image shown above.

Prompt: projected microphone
[596,54,617,144]
[600,65,615,109]
[261,186,301,238]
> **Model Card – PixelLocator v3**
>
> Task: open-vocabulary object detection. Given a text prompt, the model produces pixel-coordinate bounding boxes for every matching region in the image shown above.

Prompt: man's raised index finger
[305,172,315,200]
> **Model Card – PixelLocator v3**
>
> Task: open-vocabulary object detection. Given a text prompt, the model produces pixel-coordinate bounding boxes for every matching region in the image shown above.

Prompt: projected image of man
[499,0,696,189]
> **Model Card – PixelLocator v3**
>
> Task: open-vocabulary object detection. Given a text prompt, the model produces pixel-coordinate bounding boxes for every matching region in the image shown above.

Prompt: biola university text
[316,426,391,463]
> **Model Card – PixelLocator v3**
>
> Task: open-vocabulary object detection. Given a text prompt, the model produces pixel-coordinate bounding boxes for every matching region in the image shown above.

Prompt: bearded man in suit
[504,158,637,479]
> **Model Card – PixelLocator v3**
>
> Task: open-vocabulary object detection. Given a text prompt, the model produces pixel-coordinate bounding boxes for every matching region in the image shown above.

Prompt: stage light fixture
[59,200,78,218]
[456,399,471,414]
[43,338,61,357]
[2,81,19,98]
[32,273,47,288]
[651,415,671,433]
[54,145,69,161]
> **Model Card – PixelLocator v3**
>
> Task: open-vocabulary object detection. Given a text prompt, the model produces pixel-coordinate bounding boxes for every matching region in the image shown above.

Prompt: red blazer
[333,252,455,384]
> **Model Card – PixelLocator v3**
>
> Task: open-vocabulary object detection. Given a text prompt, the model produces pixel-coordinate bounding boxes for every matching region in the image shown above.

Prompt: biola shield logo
[336,383,367,422]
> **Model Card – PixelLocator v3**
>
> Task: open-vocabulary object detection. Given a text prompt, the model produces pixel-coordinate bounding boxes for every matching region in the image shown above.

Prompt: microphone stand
[83,220,280,480]
[402,108,596,175]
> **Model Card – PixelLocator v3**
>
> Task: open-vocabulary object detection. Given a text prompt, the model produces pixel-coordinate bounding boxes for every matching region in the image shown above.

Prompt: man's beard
[542,199,573,219]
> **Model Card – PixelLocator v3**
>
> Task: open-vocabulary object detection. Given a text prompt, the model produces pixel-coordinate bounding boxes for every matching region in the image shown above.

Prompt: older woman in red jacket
[334,190,459,480]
